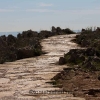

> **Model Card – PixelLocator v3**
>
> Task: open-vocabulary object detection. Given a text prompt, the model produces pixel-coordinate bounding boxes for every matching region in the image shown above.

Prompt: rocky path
[0,34,85,100]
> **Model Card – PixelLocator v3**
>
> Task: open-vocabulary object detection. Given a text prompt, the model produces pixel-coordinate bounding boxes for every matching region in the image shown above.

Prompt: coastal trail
[0,34,85,100]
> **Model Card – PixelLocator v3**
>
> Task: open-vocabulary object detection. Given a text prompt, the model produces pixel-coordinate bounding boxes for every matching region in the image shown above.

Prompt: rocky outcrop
[53,66,100,99]
[59,57,66,65]
[63,49,85,64]
[60,47,100,71]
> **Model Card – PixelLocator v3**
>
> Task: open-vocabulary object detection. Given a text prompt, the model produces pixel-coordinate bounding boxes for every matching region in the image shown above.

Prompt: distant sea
[0,30,81,37]
[0,32,21,37]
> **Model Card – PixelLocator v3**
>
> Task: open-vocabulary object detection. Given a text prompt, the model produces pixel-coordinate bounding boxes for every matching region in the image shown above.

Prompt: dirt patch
[52,68,100,100]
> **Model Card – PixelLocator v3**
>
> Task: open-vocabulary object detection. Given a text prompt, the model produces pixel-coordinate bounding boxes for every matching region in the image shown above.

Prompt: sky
[0,0,100,32]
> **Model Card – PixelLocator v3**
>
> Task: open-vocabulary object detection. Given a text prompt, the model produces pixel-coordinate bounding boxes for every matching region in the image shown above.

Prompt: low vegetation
[53,27,100,100]
[59,27,100,71]
[0,26,75,64]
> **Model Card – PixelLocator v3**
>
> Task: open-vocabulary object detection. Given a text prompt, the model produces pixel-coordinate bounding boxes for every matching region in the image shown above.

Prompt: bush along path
[0,34,85,100]
[53,28,100,100]
[0,26,75,64]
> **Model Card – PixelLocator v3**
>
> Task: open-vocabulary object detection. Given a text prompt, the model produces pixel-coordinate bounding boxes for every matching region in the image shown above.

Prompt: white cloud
[26,9,56,13]
[39,3,53,7]
[0,9,14,12]
[26,9,89,14]
[26,7,100,15]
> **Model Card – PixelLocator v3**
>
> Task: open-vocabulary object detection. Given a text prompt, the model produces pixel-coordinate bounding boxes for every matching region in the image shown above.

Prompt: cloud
[39,3,53,7]
[0,9,14,12]
[26,7,100,15]
[26,9,56,13]
[26,8,98,14]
